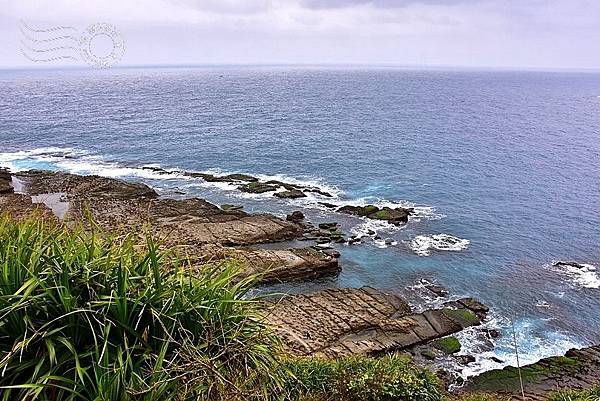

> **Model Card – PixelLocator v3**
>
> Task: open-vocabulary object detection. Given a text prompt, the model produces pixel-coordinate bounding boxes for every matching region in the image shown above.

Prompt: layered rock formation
[266,287,488,358]
[0,170,339,283]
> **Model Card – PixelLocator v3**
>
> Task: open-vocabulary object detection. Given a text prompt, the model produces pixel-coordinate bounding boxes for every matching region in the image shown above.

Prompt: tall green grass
[0,214,280,401]
[281,354,443,401]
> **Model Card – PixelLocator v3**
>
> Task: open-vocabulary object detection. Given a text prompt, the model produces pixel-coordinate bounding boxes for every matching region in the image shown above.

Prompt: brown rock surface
[0,168,13,194]
[0,193,56,220]
[6,170,339,283]
[197,245,340,283]
[266,287,486,358]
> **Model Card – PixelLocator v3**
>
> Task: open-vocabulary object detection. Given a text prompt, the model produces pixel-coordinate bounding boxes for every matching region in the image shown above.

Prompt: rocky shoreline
[1,167,598,396]
[463,345,600,400]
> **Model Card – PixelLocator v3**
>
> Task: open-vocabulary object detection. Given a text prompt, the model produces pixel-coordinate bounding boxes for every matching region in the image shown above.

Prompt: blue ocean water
[1,66,599,375]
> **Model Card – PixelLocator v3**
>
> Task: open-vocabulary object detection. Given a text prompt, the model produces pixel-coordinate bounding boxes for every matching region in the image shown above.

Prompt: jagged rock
[337,205,380,217]
[266,287,487,358]
[9,171,341,284]
[286,211,305,223]
[263,180,299,191]
[322,248,341,258]
[195,245,340,283]
[0,168,11,181]
[222,173,258,182]
[455,355,476,365]
[464,345,600,399]
[337,204,413,225]
[319,202,337,209]
[141,166,169,174]
[238,182,279,194]
[305,188,333,197]
[274,189,306,199]
[553,261,591,270]
[482,328,502,339]
[0,168,13,194]
[369,207,411,225]
[421,281,449,298]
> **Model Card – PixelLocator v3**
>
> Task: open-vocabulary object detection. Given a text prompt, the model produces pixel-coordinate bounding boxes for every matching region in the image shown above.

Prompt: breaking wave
[548,261,599,289]
[410,234,470,256]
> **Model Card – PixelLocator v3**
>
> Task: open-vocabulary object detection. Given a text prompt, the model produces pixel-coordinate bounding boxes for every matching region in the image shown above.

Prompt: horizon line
[1,62,600,73]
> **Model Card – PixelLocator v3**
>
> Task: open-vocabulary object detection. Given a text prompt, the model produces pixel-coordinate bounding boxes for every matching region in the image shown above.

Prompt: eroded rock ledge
[464,345,600,400]
[0,170,340,283]
[266,287,488,358]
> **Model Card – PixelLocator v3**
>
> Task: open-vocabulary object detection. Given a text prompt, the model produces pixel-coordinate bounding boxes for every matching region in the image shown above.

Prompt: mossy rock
[238,182,278,194]
[222,173,258,182]
[441,308,480,327]
[468,356,580,392]
[432,336,461,354]
[372,210,390,220]
[367,207,410,224]
[337,205,380,217]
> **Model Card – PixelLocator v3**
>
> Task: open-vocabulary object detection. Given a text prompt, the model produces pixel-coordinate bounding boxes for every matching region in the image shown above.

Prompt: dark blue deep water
[1,66,599,376]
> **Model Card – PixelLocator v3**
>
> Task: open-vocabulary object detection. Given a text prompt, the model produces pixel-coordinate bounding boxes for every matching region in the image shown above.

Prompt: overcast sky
[1,0,599,69]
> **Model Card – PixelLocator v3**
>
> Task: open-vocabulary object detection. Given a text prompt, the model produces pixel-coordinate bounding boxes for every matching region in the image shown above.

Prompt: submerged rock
[553,260,592,270]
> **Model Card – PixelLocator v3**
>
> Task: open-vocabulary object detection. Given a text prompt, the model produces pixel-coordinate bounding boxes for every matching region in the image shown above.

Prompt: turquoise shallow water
[1,66,599,376]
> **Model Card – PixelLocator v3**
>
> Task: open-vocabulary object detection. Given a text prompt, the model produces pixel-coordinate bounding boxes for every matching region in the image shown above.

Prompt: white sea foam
[548,261,599,289]
[349,218,405,238]
[0,148,442,232]
[0,147,189,182]
[404,279,450,312]
[454,314,584,381]
[0,147,80,169]
[410,234,470,256]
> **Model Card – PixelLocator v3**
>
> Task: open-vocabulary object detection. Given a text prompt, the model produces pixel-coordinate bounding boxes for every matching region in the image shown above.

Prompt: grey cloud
[299,0,481,9]
[168,0,271,15]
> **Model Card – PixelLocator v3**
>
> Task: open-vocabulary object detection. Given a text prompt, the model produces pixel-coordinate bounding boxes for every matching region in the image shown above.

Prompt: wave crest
[410,234,470,256]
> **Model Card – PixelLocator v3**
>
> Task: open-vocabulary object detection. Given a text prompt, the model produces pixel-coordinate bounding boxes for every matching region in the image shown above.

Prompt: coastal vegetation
[0,215,441,401]
[0,214,597,401]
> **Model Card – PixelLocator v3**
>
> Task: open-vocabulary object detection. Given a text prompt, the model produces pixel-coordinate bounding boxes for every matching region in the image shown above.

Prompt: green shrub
[0,215,281,401]
[548,386,600,401]
[281,354,443,401]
